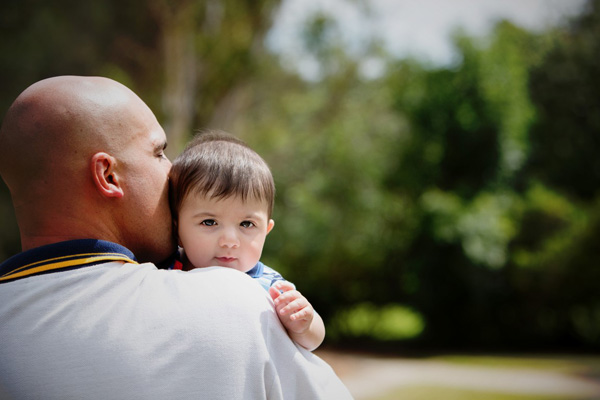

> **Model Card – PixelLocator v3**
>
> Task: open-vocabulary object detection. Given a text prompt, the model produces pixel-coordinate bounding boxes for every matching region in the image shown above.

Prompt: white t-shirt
[0,240,352,399]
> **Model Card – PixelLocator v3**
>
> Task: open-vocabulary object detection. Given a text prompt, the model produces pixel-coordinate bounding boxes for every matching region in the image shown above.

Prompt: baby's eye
[240,221,255,228]
[201,219,217,227]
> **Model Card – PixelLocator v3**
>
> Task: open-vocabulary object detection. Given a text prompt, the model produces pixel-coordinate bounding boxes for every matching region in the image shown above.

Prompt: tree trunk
[156,0,198,158]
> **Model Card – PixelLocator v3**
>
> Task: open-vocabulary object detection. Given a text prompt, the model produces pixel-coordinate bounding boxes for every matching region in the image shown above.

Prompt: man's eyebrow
[155,141,168,151]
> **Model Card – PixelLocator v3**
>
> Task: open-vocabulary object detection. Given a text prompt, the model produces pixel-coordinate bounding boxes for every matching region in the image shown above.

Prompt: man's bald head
[0,76,175,262]
[0,76,140,195]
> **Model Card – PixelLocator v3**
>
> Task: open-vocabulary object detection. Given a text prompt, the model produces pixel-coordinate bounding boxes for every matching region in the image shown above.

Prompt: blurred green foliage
[1,0,600,352]
[328,303,424,341]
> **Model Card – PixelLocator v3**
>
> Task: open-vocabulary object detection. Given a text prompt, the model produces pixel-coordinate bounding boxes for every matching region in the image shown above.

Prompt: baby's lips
[215,256,236,263]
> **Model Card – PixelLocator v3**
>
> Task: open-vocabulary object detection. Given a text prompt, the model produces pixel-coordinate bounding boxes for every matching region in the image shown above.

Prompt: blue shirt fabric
[246,261,294,291]
[166,251,292,292]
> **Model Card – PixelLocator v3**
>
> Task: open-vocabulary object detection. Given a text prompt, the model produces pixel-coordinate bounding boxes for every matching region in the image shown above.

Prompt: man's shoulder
[159,266,272,304]
[120,264,277,333]
[185,265,259,282]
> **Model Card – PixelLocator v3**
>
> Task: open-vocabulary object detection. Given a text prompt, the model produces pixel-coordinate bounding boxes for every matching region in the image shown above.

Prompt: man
[0,76,352,399]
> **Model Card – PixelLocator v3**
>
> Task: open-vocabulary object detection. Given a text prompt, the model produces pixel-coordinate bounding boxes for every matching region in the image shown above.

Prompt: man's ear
[91,152,124,198]
[267,219,275,235]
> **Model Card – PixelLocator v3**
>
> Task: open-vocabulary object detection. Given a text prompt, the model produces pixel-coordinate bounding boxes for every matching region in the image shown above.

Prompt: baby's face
[177,193,274,272]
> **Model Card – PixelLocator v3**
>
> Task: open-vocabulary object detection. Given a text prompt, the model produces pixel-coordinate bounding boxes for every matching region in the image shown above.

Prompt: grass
[431,354,600,377]
[370,385,587,400]
[331,352,600,400]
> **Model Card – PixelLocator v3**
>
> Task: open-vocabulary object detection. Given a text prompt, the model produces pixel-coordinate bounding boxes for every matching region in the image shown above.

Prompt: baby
[169,131,325,351]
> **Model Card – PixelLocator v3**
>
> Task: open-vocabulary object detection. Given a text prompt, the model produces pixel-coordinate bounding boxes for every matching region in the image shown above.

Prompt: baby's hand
[269,281,314,335]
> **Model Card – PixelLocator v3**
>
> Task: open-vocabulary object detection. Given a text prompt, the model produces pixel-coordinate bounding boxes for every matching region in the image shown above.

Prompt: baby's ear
[267,219,275,234]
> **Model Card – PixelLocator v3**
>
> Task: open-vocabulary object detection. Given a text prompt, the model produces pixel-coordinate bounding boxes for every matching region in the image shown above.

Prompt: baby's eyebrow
[191,211,217,219]
[243,211,268,220]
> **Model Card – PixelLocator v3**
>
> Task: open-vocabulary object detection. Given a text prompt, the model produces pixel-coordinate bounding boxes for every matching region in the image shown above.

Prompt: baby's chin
[207,258,253,273]
[187,255,256,273]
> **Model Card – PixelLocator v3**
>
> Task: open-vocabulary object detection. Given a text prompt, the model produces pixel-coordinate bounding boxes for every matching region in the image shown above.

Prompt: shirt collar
[0,239,138,283]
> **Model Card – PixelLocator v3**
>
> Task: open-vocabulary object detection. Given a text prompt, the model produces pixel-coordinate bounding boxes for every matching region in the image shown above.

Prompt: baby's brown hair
[169,130,275,223]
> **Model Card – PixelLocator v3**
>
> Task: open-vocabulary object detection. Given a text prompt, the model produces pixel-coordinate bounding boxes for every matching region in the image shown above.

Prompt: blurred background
[1,0,600,367]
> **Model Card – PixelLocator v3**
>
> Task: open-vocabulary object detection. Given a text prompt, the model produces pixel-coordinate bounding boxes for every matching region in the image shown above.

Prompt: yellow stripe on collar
[2,252,134,277]
[0,254,138,282]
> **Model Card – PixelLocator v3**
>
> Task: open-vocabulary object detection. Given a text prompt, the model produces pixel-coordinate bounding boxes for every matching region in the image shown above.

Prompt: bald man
[0,76,352,400]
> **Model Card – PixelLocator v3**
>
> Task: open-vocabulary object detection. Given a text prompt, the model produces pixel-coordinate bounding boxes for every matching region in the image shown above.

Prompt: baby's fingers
[272,281,296,293]
[269,281,296,301]
[280,297,310,318]
[289,306,313,321]
[268,285,281,301]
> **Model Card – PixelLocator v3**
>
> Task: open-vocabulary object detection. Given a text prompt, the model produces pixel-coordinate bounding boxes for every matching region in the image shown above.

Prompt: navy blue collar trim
[0,239,138,284]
